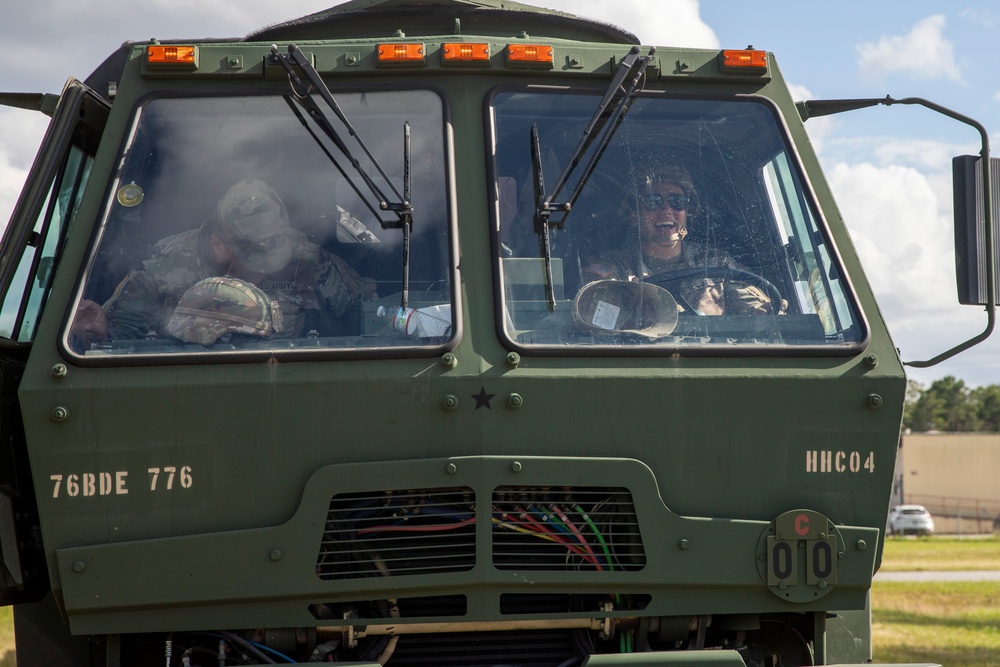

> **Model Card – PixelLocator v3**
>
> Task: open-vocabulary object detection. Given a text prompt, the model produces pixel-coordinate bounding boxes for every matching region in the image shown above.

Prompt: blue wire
[244,638,296,663]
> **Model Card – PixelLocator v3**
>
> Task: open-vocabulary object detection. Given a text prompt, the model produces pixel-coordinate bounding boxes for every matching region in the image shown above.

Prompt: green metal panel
[0,1,929,664]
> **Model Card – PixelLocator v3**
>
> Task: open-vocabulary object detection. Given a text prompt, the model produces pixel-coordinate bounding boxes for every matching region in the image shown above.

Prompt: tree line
[904,376,1000,432]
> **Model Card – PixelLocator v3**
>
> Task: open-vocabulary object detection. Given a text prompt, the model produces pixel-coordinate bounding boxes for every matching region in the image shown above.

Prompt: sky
[1,0,998,388]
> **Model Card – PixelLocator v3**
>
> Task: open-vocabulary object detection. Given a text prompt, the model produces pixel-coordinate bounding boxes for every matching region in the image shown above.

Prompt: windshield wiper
[532,45,654,310]
[271,44,416,310]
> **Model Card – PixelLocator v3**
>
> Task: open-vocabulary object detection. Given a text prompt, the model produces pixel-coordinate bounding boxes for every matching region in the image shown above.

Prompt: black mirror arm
[799,96,993,367]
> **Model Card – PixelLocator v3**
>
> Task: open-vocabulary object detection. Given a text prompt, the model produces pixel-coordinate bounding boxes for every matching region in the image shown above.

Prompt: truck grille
[316,487,476,580]
[492,486,645,572]
[315,485,644,579]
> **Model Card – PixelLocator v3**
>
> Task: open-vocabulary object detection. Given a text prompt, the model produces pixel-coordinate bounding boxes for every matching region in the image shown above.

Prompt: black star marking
[472,386,495,410]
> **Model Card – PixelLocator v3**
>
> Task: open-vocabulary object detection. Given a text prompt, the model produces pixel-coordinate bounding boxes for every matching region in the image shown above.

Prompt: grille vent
[492,486,645,572]
[315,485,645,579]
[317,488,475,580]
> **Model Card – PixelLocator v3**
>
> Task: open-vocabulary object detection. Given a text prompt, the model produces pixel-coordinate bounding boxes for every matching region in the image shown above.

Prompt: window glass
[491,90,864,350]
[69,91,452,358]
[0,146,93,342]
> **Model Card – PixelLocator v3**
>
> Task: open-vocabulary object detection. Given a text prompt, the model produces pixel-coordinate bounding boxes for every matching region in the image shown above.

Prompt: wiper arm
[280,96,387,225]
[272,44,411,223]
[532,45,655,309]
[271,44,416,310]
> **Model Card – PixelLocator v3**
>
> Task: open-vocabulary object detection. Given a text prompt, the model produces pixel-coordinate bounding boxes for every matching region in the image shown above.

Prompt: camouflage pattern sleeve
[103,270,171,339]
[581,252,632,283]
[725,281,785,315]
[311,250,371,335]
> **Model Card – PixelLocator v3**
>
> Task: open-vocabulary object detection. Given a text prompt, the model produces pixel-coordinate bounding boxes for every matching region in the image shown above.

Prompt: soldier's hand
[726,282,772,315]
[72,299,109,344]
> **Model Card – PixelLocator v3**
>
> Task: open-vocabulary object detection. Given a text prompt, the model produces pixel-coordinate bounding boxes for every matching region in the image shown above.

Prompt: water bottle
[377,304,452,338]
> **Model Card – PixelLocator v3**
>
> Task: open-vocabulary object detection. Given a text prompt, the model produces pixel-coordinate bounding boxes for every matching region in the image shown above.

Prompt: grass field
[0,607,12,667]
[871,580,1000,666]
[0,536,994,665]
[880,534,1000,571]
[872,535,1000,666]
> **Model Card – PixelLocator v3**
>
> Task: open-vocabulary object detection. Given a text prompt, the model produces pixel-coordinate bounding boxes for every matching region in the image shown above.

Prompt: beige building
[894,433,1000,534]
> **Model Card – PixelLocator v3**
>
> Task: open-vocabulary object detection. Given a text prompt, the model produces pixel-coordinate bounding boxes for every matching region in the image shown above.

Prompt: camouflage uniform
[102,221,366,340]
[583,241,774,315]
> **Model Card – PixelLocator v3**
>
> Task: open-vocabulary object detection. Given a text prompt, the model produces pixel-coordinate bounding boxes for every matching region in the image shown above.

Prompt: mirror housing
[954,155,1000,305]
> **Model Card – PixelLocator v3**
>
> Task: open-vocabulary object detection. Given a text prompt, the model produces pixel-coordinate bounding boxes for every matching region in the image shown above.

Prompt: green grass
[880,534,1000,571]
[874,537,1000,666]
[871,581,1000,667]
[0,606,11,667]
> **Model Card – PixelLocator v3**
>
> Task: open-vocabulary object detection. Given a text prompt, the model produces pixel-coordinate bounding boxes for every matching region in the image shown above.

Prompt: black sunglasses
[639,192,689,212]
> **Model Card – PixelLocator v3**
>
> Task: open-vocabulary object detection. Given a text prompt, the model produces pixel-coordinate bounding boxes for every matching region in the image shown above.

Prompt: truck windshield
[67,90,453,359]
[491,89,864,351]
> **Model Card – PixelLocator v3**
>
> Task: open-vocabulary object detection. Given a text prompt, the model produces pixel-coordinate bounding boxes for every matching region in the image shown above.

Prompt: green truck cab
[0,1,993,665]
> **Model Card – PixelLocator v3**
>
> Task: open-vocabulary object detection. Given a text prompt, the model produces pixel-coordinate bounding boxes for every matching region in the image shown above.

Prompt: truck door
[0,79,109,605]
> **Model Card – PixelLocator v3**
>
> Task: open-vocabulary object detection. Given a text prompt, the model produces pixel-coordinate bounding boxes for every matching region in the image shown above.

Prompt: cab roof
[246,0,638,44]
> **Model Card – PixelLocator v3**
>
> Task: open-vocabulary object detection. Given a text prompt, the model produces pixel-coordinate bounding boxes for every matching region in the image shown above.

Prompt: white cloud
[538,0,719,48]
[959,7,998,28]
[0,109,50,233]
[856,15,962,83]
[825,160,987,367]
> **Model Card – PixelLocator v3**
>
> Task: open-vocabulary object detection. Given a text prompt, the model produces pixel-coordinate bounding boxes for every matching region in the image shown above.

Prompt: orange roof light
[720,49,767,73]
[146,45,198,67]
[442,42,491,63]
[506,44,554,67]
[377,43,426,65]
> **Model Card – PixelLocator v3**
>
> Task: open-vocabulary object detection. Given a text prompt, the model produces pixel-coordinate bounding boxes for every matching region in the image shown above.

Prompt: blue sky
[1,0,998,388]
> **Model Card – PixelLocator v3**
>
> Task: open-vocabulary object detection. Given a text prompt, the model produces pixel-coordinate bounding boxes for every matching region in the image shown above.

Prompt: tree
[902,379,923,430]
[971,385,1000,432]
[906,376,978,432]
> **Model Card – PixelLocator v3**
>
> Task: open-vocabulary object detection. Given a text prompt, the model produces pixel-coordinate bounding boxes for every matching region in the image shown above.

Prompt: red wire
[551,504,603,571]
[356,516,476,536]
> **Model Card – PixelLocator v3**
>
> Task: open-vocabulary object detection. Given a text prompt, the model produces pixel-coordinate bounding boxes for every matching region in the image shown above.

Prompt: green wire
[575,504,614,571]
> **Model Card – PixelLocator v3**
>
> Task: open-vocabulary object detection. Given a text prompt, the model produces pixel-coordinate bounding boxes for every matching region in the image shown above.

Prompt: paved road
[874,570,1000,581]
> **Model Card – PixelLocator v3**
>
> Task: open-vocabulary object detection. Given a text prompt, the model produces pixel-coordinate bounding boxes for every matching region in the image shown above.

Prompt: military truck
[0,0,994,665]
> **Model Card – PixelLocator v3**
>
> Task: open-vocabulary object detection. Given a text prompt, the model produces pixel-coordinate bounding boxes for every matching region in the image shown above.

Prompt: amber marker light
[719,49,767,73]
[506,44,554,67]
[442,43,491,63]
[377,43,426,64]
[146,45,198,67]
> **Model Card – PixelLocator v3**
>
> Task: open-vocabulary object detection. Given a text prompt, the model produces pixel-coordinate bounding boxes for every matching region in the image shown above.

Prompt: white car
[887,505,935,536]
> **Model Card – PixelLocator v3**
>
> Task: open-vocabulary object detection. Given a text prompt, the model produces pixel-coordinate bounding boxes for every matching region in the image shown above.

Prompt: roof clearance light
[719,49,767,73]
[146,45,198,67]
[506,44,554,67]
[377,43,426,65]
[442,42,491,63]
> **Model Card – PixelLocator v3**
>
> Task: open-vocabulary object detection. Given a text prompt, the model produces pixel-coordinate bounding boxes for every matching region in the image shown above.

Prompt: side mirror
[954,155,1000,305]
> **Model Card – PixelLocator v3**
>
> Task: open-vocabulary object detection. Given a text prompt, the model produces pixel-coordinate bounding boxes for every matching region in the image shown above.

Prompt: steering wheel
[645,266,782,314]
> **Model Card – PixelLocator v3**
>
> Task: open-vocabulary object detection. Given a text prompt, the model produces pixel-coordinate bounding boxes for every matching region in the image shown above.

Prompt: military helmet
[574,279,678,338]
[215,178,293,274]
[166,276,284,345]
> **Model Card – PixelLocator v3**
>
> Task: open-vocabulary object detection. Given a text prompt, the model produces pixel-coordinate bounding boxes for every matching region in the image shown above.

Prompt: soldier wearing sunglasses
[583,163,776,317]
